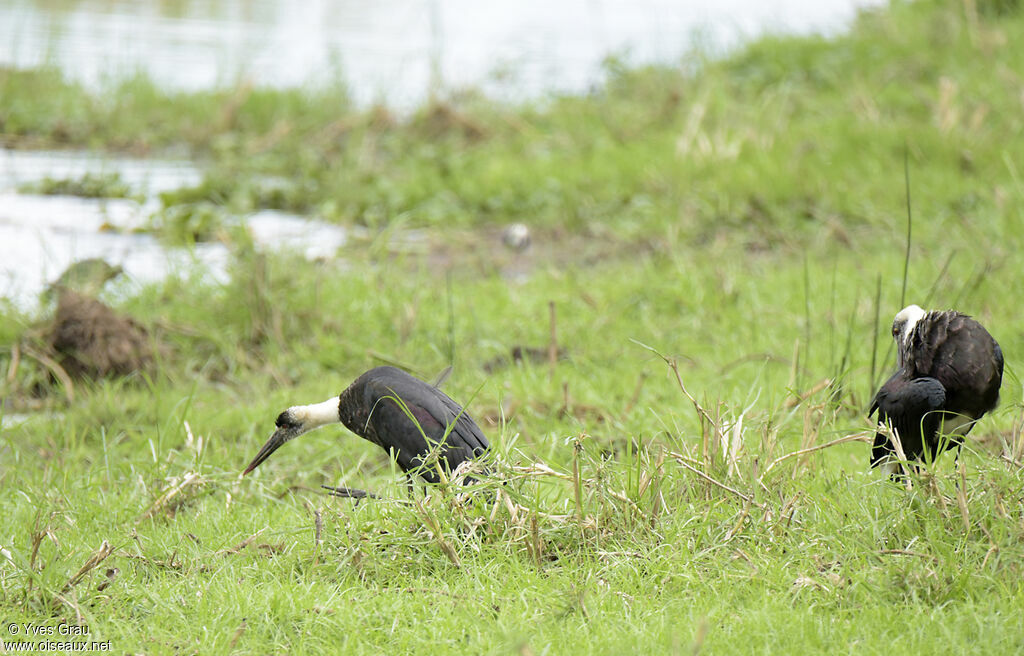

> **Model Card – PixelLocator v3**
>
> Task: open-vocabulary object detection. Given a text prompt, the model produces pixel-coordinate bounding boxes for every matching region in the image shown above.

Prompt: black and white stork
[243,366,490,489]
[870,304,1003,474]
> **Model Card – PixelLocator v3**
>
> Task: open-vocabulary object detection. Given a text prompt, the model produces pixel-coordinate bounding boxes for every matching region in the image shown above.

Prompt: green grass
[16,172,137,200]
[3,0,1024,654]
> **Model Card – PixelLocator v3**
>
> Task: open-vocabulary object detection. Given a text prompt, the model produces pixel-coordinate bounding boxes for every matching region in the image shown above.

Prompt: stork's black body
[244,366,489,485]
[870,306,1003,470]
[337,366,489,482]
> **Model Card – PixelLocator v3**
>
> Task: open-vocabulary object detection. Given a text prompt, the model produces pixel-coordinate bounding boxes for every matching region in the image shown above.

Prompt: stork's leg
[953,443,964,491]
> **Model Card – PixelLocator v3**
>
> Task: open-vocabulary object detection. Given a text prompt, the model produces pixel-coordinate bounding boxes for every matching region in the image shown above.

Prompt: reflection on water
[1,0,882,106]
[0,148,347,308]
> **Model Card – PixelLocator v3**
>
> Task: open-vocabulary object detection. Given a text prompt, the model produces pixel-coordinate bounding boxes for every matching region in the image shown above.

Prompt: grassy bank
[2,0,1024,654]
[4,245,1023,654]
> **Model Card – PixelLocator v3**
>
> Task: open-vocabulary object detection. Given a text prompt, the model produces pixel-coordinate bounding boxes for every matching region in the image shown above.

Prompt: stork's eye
[275,411,298,428]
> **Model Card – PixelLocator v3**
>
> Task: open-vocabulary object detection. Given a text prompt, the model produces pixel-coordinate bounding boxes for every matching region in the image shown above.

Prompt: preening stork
[243,366,490,489]
[870,305,1003,474]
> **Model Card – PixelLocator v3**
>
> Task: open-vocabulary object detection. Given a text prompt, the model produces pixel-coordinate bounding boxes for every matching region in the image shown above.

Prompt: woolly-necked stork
[870,305,1003,474]
[243,366,489,487]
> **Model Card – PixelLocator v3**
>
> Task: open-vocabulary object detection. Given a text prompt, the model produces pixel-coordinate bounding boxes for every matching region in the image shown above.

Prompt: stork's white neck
[291,398,341,430]
[896,304,927,345]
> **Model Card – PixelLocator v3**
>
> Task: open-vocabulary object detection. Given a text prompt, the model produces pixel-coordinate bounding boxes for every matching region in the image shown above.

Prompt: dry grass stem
[783,378,833,409]
[137,472,204,522]
[669,451,765,510]
[217,528,267,556]
[60,540,114,594]
[758,432,872,484]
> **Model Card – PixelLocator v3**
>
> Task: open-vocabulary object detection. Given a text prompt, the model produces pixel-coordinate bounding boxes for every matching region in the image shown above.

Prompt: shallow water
[1,0,883,106]
[0,148,347,308]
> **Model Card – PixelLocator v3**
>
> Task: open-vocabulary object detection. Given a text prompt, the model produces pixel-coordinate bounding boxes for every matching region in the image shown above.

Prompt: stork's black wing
[359,369,489,483]
[910,312,1002,415]
[870,374,946,466]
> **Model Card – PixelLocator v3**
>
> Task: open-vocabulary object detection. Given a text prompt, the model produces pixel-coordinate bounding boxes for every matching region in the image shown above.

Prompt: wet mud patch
[409,224,661,282]
[49,291,153,379]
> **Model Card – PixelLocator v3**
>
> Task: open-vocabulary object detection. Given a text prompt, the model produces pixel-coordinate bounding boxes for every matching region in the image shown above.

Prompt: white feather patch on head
[895,304,927,345]
[292,397,341,430]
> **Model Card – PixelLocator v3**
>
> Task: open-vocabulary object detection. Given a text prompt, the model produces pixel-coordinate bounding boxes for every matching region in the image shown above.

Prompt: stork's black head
[275,410,300,429]
[243,410,305,476]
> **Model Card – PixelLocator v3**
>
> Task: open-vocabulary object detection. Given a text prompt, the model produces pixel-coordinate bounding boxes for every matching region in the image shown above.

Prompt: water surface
[1,0,882,106]
[0,148,346,307]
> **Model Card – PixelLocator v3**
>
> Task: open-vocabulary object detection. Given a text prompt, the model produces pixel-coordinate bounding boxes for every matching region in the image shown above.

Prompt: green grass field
[2,0,1024,653]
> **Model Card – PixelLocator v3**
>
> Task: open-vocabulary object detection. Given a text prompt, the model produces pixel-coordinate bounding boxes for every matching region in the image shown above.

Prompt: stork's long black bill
[243,427,299,475]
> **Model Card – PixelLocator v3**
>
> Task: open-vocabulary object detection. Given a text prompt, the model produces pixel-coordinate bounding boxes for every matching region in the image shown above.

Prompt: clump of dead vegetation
[49,292,153,380]
[2,289,155,407]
